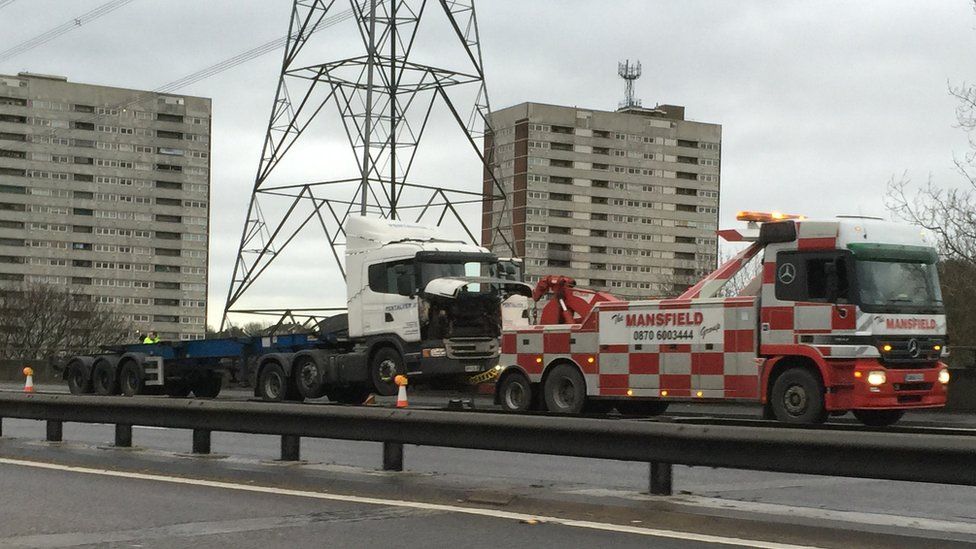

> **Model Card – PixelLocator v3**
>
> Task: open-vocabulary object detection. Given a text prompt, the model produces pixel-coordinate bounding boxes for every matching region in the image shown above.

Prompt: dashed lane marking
[0,457,822,549]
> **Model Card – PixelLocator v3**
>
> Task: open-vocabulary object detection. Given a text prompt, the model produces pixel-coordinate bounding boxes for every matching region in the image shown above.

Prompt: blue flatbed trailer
[108,333,320,362]
[61,331,386,403]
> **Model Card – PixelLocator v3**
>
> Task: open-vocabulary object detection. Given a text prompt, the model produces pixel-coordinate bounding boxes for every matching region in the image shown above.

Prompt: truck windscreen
[418,261,492,291]
[856,260,943,313]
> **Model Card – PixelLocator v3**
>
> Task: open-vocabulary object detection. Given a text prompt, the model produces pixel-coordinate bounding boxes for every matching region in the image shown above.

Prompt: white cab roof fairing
[832,217,938,250]
[345,215,472,253]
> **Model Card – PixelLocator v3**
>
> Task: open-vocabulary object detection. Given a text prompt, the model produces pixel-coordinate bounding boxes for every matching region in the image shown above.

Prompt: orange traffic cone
[395,375,408,408]
[23,366,34,393]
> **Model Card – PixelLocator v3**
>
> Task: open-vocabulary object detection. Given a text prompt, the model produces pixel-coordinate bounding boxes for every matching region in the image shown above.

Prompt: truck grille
[877,336,943,367]
[445,337,498,360]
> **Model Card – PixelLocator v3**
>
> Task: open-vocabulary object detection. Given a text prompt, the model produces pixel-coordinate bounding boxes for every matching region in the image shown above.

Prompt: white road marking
[0,457,820,549]
[567,488,976,536]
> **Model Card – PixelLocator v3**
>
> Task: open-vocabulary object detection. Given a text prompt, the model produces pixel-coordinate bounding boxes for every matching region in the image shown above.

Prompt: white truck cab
[343,216,530,392]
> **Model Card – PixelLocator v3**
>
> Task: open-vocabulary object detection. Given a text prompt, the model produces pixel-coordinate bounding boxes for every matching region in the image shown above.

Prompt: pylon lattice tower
[222,0,513,330]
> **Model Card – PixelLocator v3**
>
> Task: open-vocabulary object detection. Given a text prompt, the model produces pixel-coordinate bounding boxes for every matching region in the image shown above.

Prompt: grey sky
[0,0,973,326]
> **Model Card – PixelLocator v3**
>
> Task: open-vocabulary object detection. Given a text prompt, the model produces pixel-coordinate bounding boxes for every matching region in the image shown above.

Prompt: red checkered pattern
[500,296,761,400]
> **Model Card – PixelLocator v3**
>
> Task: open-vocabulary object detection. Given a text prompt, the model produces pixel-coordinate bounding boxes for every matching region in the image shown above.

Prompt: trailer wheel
[543,363,586,414]
[164,379,192,398]
[119,361,145,397]
[294,356,325,399]
[192,372,223,399]
[770,368,828,424]
[498,371,532,412]
[92,360,120,396]
[258,362,289,402]
[66,363,92,395]
[326,385,371,405]
[369,347,402,397]
[853,409,905,427]
[616,400,669,417]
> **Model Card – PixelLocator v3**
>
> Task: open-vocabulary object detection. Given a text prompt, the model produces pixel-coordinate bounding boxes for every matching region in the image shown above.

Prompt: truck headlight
[422,348,446,358]
[939,369,950,384]
[867,371,886,386]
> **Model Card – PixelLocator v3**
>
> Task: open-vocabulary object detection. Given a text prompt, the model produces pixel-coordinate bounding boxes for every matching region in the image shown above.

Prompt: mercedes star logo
[907,338,920,358]
[778,263,796,285]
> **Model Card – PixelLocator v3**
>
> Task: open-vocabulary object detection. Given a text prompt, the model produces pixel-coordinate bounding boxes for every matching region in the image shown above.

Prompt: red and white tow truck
[494,212,950,425]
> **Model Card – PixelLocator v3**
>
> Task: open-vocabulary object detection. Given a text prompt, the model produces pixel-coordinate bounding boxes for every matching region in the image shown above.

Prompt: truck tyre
[853,409,905,427]
[616,400,669,417]
[164,378,192,398]
[498,371,532,412]
[66,363,92,395]
[92,360,120,396]
[257,362,289,402]
[192,372,223,399]
[543,363,586,414]
[119,361,145,397]
[326,385,371,405]
[770,368,828,424]
[369,347,402,397]
[294,356,326,399]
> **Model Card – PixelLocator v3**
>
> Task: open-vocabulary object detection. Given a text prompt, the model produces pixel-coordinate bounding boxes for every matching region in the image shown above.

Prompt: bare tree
[886,2,976,263]
[885,8,976,349]
[0,282,132,361]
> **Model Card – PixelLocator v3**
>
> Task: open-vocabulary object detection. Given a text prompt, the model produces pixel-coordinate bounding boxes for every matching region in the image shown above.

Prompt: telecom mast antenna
[617,59,642,109]
[221,0,514,330]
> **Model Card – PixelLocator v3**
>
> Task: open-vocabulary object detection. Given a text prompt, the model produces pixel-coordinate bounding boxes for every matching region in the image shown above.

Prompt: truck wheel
[257,363,288,402]
[92,360,120,396]
[164,379,192,398]
[770,368,828,424]
[616,400,669,416]
[119,361,145,397]
[853,409,905,427]
[294,356,325,399]
[543,363,586,414]
[369,347,402,397]
[326,385,371,405]
[498,371,532,412]
[66,363,92,395]
[192,372,223,399]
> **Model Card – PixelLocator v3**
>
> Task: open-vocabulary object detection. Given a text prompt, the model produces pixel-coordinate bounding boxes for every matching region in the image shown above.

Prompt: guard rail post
[115,424,132,448]
[649,461,673,496]
[192,429,211,455]
[46,420,62,442]
[280,435,300,461]
[383,441,403,471]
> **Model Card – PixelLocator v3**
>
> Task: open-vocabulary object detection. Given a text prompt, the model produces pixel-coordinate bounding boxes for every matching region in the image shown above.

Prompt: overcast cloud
[0,0,973,326]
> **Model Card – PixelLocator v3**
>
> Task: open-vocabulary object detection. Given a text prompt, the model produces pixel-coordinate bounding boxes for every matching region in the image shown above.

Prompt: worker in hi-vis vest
[143,331,160,344]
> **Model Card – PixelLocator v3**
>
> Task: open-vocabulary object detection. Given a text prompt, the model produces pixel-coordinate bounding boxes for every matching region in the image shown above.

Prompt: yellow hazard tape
[468,367,500,385]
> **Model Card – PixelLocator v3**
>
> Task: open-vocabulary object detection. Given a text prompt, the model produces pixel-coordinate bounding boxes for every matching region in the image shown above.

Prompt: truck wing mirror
[825,261,839,302]
[395,273,414,297]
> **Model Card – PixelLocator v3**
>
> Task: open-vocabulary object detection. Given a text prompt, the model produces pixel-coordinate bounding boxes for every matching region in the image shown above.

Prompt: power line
[0,0,137,64]
[48,4,364,136]
[155,6,358,94]
[0,1,18,11]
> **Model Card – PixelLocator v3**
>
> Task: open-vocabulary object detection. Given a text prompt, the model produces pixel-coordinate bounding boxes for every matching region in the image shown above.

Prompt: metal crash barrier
[0,393,974,495]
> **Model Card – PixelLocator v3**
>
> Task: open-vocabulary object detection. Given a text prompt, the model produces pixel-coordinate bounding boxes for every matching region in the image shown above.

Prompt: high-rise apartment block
[0,73,210,340]
[483,102,721,299]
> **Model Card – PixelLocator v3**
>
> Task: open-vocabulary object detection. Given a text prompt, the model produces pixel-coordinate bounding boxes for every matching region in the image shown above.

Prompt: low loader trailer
[494,213,950,426]
[63,216,530,403]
